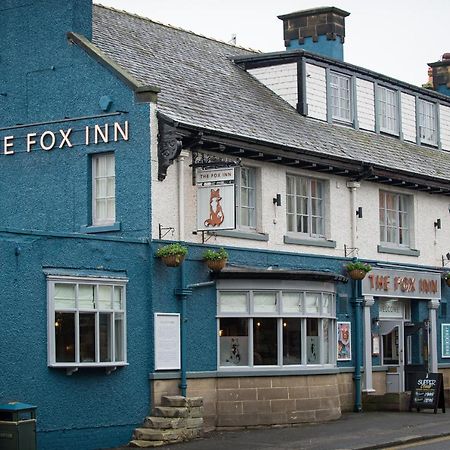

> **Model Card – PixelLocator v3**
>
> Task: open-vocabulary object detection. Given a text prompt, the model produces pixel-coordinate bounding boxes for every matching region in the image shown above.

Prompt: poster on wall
[442,324,450,358]
[155,313,180,370]
[337,321,351,361]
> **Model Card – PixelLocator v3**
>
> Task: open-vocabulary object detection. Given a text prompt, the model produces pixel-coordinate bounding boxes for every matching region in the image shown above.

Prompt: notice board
[409,372,445,414]
[155,313,181,370]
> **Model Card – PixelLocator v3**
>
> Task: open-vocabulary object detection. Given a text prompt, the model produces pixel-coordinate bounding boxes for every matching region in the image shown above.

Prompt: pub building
[2,1,450,449]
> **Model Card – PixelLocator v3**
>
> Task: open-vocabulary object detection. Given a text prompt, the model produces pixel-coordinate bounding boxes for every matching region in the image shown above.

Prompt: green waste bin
[0,402,37,450]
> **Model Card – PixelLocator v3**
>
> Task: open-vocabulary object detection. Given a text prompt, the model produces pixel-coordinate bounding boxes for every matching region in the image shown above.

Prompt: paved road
[384,435,450,449]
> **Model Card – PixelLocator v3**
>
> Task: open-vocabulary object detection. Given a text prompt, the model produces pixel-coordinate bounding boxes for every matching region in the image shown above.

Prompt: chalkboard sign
[409,372,445,414]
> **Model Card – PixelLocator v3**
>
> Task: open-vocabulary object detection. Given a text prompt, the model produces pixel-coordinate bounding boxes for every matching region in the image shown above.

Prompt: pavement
[104,410,450,450]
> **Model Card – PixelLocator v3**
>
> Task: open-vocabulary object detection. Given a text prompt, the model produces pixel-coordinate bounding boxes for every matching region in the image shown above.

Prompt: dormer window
[378,86,399,135]
[330,72,352,123]
[418,99,437,146]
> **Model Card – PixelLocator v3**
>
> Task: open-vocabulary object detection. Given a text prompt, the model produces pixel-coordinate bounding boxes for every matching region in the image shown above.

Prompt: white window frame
[418,99,437,145]
[286,175,325,238]
[217,289,336,370]
[236,166,257,230]
[330,72,352,123]
[47,275,128,371]
[92,153,116,226]
[378,86,399,135]
[379,190,411,247]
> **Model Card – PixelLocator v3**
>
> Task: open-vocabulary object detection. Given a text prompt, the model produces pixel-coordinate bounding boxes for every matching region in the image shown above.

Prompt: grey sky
[97,0,449,87]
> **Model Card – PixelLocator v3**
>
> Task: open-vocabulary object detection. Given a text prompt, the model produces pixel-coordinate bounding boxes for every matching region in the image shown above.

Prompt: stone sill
[284,235,336,248]
[377,244,420,257]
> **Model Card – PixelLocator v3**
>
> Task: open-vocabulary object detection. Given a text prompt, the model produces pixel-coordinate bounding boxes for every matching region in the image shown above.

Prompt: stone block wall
[151,374,345,430]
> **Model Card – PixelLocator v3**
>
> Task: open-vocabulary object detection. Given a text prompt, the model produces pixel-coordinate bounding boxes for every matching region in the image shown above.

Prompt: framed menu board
[442,324,450,358]
[409,373,445,414]
[155,313,181,370]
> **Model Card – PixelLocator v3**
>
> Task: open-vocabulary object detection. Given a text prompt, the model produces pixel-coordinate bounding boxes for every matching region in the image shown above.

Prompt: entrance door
[380,320,404,392]
[404,322,427,391]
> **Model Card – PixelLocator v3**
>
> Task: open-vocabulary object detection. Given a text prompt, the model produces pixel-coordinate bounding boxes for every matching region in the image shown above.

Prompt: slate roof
[92,5,450,185]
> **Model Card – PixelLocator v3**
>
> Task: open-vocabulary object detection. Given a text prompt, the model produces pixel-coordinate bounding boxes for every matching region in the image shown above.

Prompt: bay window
[218,289,336,369]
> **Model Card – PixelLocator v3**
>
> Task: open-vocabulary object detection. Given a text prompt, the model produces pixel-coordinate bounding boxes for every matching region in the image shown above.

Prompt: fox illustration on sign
[204,188,225,227]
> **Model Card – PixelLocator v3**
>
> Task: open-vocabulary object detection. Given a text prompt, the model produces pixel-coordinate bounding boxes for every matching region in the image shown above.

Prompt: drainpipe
[347,180,362,411]
[353,280,363,412]
[176,262,192,397]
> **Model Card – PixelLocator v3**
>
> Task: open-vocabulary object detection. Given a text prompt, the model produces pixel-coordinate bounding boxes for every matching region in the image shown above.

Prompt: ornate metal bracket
[159,223,175,239]
[344,244,359,258]
[191,151,241,185]
[157,114,183,181]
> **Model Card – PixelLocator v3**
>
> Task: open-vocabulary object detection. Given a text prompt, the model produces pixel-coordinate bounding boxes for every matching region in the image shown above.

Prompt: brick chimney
[428,54,450,97]
[278,7,350,61]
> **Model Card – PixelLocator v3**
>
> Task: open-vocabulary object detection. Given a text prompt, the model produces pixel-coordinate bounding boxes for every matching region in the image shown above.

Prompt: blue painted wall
[0,1,154,449]
[287,35,344,61]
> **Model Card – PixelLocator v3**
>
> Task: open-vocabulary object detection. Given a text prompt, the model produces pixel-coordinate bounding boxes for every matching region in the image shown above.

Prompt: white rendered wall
[356,78,375,131]
[401,92,417,143]
[152,149,450,268]
[248,64,298,108]
[440,104,450,151]
[305,63,327,121]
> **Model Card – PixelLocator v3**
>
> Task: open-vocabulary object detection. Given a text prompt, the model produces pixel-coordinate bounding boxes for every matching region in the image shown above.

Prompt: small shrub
[203,247,228,261]
[345,261,372,273]
[156,243,188,258]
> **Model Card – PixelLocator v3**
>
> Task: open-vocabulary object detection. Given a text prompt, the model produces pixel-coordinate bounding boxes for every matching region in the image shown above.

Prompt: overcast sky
[97,0,449,87]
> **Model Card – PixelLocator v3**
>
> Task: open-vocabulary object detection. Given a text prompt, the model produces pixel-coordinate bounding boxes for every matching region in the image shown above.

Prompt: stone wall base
[150,373,354,430]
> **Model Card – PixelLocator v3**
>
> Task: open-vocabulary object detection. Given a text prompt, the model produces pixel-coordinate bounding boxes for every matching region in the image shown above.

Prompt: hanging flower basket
[345,261,372,280]
[444,274,450,287]
[161,254,185,267]
[203,248,228,272]
[348,269,367,281]
[206,258,227,272]
[156,243,188,268]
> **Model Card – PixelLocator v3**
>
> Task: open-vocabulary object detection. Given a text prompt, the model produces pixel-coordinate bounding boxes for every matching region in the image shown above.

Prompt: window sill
[211,229,269,242]
[49,362,128,375]
[80,222,121,233]
[284,235,336,248]
[377,245,420,257]
[217,366,338,376]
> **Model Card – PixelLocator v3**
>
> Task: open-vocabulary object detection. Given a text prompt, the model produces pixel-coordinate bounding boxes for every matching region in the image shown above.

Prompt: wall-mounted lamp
[441,253,450,267]
[273,194,282,207]
[372,317,380,327]
[356,207,363,218]
[434,218,441,229]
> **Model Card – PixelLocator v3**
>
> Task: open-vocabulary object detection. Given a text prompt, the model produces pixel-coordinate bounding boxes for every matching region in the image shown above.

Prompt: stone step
[161,395,188,407]
[186,417,203,429]
[187,397,203,407]
[188,406,204,418]
[143,416,187,429]
[133,428,185,442]
[129,440,164,448]
[153,406,188,418]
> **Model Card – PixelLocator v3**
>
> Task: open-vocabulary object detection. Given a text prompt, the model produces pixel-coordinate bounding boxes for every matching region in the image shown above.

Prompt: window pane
[253,292,277,313]
[113,286,123,310]
[79,313,96,362]
[55,312,75,362]
[307,318,320,364]
[322,294,333,315]
[282,293,302,313]
[283,318,301,365]
[253,318,277,365]
[100,313,112,362]
[219,292,248,313]
[98,285,112,309]
[305,293,320,314]
[54,284,75,309]
[78,285,95,309]
[219,318,249,366]
[115,314,124,362]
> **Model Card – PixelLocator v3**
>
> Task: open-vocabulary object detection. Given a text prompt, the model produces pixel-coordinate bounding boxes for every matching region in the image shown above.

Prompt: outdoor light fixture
[372,317,380,327]
[434,218,441,229]
[356,207,363,218]
[273,194,282,207]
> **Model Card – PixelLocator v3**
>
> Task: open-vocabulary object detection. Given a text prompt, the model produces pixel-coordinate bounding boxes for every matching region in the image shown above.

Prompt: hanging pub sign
[409,372,445,414]
[362,268,441,300]
[197,183,235,231]
[196,167,235,232]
